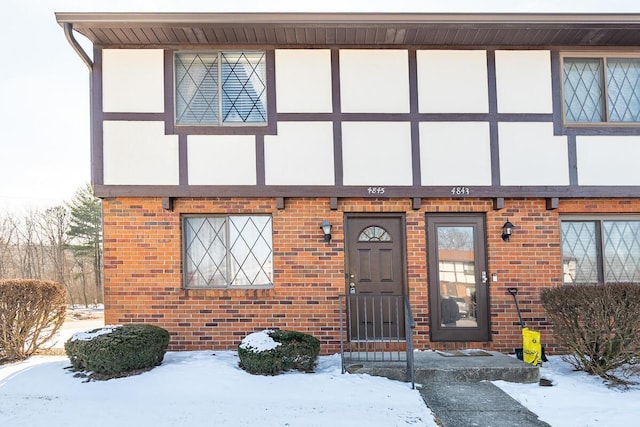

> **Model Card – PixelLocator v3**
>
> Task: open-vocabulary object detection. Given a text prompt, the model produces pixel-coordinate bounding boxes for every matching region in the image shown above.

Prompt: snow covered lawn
[494,357,640,427]
[2,349,639,427]
[0,351,435,427]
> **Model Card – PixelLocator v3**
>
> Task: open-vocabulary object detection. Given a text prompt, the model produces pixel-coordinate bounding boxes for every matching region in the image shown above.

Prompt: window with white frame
[562,55,640,124]
[183,215,273,288]
[561,218,640,284]
[175,51,267,126]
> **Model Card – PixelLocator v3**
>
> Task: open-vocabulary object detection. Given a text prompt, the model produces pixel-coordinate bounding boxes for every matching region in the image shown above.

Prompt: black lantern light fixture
[501,220,515,241]
[320,220,332,243]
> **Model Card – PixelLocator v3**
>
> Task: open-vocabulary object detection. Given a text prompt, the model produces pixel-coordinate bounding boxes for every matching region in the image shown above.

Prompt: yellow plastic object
[522,327,542,366]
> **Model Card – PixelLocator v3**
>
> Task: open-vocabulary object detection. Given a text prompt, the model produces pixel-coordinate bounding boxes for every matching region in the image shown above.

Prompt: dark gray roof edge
[54,12,640,26]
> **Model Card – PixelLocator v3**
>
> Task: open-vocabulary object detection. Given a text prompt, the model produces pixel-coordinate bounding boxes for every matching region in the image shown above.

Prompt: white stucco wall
[342,122,412,185]
[339,50,410,113]
[188,135,256,185]
[102,49,165,113]
[264,121,334,185]
[275,49,333,113]
[495,50,552,114]
[576,136,640,185]
[417,50,489,113]
[420,122,492,185]
[499,122,568,185]
[103,121,179,185]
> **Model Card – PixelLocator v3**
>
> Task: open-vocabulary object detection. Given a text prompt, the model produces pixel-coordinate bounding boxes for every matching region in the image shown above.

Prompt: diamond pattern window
[563,56,640,124]
[183,215,273,288]
[175,51,267,126]
[561,219,640,284]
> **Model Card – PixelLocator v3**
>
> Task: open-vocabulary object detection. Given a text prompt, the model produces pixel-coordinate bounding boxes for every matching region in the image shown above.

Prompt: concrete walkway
[343,350,550,426]
[419,381,551,427]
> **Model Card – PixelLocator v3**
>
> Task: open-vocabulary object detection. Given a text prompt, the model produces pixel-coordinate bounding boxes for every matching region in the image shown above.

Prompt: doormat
[435,349,492,357]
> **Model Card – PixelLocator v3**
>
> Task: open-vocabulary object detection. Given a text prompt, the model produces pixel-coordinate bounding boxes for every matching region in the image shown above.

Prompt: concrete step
[344,350,539,384]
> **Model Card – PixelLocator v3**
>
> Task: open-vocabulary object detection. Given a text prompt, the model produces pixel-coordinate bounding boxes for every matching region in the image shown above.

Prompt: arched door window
[358,226,392,242]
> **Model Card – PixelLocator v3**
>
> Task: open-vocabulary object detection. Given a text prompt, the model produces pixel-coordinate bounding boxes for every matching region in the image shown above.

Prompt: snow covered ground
[495,357,640,427]
[0,351,434,427]
[2,312,639,426]
[1,349,639,427]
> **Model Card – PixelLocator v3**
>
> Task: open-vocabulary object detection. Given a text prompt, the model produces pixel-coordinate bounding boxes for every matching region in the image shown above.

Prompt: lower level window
[561,218,640,283]
[183,215,273,288]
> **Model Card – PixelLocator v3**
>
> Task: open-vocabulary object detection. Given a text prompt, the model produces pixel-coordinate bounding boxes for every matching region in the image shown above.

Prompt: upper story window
[562,55,640,124]
[175,51,267,126]
[561,218,640,284]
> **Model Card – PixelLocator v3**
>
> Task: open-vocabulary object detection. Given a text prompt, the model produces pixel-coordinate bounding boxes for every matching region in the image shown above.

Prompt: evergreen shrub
[238,329,320,375]
[541,283,640,385]
[0,279,66,363]
[65,323,170,379]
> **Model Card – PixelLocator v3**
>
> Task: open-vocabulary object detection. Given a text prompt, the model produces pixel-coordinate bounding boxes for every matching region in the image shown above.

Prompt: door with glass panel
[426,215,490,341]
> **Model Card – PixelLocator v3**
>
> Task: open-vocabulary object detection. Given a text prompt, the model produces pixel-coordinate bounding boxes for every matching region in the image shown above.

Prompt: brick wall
[102,196,640,354]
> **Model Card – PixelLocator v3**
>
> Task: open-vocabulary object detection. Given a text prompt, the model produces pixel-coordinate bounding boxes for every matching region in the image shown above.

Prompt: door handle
[481,271,488,284]
[349,282,356,294]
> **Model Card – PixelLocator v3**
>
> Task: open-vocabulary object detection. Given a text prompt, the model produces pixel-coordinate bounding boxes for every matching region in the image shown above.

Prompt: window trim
[560,52,640,127]
[560,215,640,284]
[181,214,274,289]
[164,49,277,136]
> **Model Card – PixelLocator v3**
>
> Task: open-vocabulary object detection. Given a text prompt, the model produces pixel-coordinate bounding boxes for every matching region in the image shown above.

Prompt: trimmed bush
[65,324,170,379]
[238,329,320,375]
[541,283,640,384]
[0,279,66,363]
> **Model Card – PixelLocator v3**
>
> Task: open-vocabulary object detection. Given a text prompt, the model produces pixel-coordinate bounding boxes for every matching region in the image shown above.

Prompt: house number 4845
[367,187,385,195]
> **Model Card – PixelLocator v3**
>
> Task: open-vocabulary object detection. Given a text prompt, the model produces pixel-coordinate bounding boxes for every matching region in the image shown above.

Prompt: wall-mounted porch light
[501,220,515,241]
[320,220,332,243]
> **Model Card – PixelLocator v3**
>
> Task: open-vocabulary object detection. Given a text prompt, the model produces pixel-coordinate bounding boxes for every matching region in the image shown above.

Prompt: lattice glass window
[358,226,391,242]
[175,51,267,126]
[563,56,640,123]
[561,219,640,284]
[183,215,273,288]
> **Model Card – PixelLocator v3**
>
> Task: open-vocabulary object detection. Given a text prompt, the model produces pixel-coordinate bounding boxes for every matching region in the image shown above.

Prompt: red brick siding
[102,196,640,354]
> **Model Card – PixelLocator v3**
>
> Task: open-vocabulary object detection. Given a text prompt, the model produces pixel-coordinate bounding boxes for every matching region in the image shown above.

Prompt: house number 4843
[450,186,470,195]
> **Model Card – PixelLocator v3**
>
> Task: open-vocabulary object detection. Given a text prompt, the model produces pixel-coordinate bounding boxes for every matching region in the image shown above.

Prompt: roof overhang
[55,12,640,47]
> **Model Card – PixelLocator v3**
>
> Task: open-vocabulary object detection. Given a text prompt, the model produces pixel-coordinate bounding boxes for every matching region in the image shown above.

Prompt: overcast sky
[1,0,639,213]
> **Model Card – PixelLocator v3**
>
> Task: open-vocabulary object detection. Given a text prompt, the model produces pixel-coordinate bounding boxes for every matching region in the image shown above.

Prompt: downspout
[62,22,99,188]
[63,22,93,70]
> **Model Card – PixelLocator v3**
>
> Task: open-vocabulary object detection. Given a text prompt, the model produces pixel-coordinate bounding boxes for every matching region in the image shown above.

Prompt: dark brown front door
[345,215,407,340]
[426,214,490,342]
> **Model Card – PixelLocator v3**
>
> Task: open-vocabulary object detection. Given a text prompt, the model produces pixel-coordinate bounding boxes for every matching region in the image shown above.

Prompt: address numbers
[450,187,471,196]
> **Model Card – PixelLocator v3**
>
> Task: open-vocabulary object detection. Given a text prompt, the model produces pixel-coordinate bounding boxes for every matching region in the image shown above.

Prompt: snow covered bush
[541,283,640,385]
[0,279,66,363]
[65,323,170,379]
[238,329,320,375]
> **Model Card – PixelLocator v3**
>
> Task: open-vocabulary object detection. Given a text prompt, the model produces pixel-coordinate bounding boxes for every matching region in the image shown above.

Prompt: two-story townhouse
[55,12,640,354]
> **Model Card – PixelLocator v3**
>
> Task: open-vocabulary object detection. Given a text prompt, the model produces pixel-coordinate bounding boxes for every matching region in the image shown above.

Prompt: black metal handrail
[339,294,416,389]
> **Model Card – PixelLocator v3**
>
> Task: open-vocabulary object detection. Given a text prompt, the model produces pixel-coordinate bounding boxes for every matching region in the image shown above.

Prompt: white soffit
[339,50,410,113]
[275,49,333,113]
[188,135,256,185]
[420,122,492,185]
[417,50,489,113]
[342,121,412,185]
[264,121,334,185]
[577,136,640,185]
[499,122,568,185]
[103,121,179,185]
[102,49,165,113]
[495,50,553,114]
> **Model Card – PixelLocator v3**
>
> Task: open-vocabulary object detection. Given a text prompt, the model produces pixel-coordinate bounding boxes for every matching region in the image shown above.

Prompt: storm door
[426,215,490,342]
[345,215,407,340]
